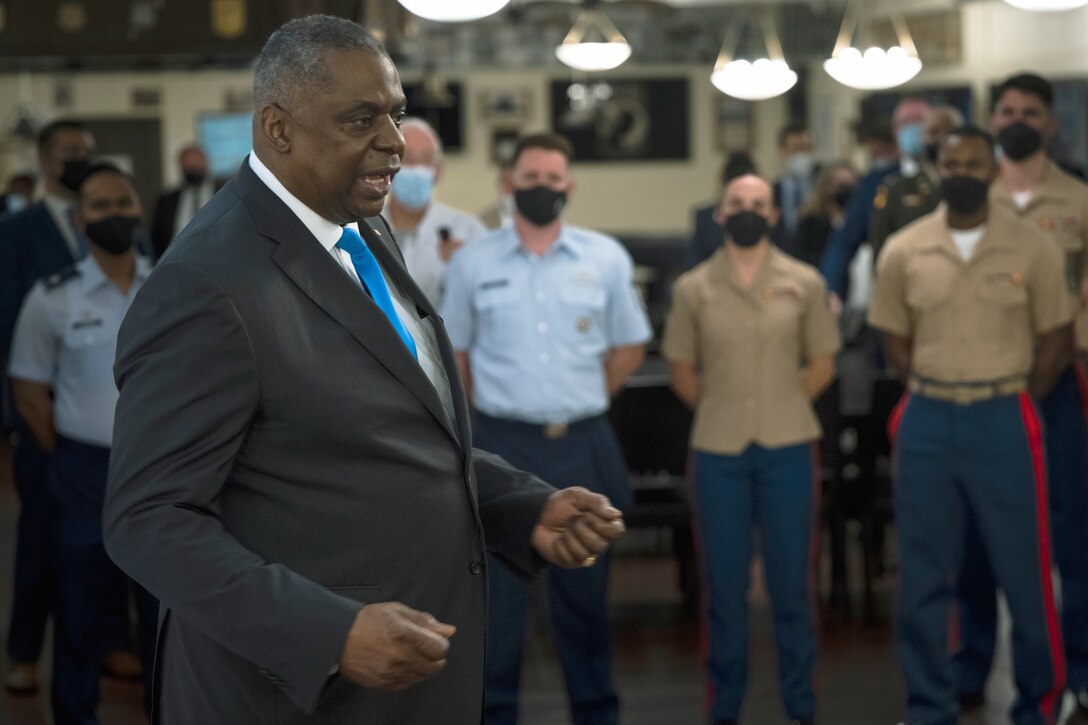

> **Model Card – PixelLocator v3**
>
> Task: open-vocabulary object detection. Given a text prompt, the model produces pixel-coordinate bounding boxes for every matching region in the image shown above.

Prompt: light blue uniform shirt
[441,224,651,424]
[8,255,151,447]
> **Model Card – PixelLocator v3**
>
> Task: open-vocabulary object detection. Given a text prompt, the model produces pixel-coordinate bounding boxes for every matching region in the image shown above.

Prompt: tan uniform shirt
[992,161,1088,348]
[868,204,1072,384]
[662,246,841,456]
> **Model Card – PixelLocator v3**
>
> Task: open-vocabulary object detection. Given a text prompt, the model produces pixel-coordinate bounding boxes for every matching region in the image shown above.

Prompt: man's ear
[258,105,291,154]
[712,204,725,226]
[766,206,781,228]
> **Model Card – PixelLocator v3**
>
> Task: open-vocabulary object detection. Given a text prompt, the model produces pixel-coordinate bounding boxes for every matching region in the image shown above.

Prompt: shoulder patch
[42,265,80,290]
[874,187,889,210]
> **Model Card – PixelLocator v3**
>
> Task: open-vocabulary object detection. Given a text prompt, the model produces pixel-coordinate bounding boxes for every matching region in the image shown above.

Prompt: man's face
[716,174,778,226]
[9,176,34,197]
[76,172,142,229]
[402,126,439,174]
[924,109,960,148]
[179,148,208,177]
[505,148,572,196]
[936,135,997,186]
[39,128,94,185]
[991,88,1055,139]
[780,131,812,157]
[268,48,407,223]
[892,99,930,132]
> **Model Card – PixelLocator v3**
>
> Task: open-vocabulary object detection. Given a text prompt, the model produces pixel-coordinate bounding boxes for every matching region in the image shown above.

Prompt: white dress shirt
[392,201,488,307]
[43,192,83,260]
[248,152,455,425]
[173,182,216,238]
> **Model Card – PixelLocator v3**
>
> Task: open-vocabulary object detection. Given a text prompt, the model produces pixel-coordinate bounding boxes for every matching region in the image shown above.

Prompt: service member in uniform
[954,73,1088,722]
[869,104,964,259]
[441,132,651,725]
[869,127,1071,725]
[7,164,158,724]
[662,174,839,725]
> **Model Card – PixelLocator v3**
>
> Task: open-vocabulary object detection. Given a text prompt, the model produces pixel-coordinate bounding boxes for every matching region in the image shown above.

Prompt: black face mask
[725,211,769,248]
[60,159,93,193]
[832,186,854,208]
[941,176,991,215]
[514,186,567,226]
[924,142,941,164]
[85,215,141,255]
[183,170,207,187]
[997,122,1043,161]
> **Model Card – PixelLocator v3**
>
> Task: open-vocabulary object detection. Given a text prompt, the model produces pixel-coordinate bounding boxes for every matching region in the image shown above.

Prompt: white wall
[1,0,1087,236]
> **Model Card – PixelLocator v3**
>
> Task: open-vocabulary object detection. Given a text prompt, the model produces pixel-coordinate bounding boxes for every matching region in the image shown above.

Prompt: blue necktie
[335,226,417,359]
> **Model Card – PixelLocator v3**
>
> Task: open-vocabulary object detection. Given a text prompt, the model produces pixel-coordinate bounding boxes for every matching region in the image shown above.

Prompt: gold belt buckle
[952,387,975,405]
[543,423,568,439]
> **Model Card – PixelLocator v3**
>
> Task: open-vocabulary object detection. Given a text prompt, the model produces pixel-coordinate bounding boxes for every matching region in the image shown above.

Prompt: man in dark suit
[104,16,624,725]
[0,119,95,694]
[685,151,757,269]
[149,144,220,259]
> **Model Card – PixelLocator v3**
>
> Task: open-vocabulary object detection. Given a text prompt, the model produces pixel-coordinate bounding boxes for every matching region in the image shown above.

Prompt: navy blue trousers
[892,393,1064,725]
[691,443,819,722]
[476,413,628,725]
[48,436,158,725]
[6,425,52,664]
[956,364,1088,698]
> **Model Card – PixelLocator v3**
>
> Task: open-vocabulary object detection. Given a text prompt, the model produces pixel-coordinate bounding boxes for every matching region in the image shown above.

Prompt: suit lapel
[236,162,460,447]
[361,218,473,452]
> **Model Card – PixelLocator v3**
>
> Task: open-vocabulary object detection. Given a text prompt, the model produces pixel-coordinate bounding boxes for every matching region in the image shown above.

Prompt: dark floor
[0,438,1064,725]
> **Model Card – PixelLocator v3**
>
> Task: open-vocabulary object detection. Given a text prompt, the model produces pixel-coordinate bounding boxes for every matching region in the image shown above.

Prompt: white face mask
[786,152,814,178]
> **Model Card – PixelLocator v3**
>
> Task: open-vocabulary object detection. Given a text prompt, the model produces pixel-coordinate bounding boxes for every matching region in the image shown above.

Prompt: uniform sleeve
[803,274,841,358]
[438,250,476,351]
[7,284,57,384]
[604,245,652,348]
[1031,236,1075,334]
[661,277,698,364]
[867,239,911,337]
[819,172,881,296]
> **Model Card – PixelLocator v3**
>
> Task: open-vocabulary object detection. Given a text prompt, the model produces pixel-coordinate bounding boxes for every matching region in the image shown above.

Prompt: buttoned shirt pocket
[976,272,1031,339]
[559,284,608,357]
[474,283,524,353]
[905,266,954,312]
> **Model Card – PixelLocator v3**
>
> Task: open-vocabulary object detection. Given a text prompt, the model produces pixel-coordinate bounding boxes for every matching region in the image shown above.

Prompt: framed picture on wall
[479,89,531,125]
[713,93,754,152]
[549,77,690,162]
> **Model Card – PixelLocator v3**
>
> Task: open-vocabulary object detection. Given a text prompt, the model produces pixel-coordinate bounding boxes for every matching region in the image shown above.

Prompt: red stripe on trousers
[1017,393,1066,724]
[887,392,910,443]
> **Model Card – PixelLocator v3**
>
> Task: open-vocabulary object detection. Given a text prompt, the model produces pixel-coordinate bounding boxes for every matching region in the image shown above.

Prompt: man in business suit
[0,119,96,694]
[149,144,219,259]
[104,15,625,725]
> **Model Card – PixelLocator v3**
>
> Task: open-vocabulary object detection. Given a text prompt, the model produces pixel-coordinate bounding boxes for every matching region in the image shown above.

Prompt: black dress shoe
[959,691,985,713]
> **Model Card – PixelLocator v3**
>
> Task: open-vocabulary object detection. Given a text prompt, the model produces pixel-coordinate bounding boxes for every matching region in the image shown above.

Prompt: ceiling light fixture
[555,9,632,72]
[823,0,922,90]
[395,0,511,23]
[709,8,797,101]
[1002,0,1088,9]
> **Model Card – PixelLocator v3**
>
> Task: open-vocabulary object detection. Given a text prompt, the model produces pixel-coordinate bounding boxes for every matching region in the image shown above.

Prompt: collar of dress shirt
[900,155,920,178]
[76,253,152,297]
[248,151,359,250]
[505,224,582,260]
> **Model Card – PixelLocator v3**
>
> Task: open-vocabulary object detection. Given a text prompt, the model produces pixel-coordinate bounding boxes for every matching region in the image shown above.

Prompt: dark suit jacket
[105,160,555,724]
[0,201,75,366]
[150,180,225,259]
[684,203,722,270]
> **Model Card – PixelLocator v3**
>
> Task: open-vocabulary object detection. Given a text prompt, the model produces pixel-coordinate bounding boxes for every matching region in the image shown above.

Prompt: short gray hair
[253,15,386,110]
[401,117,444,165]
